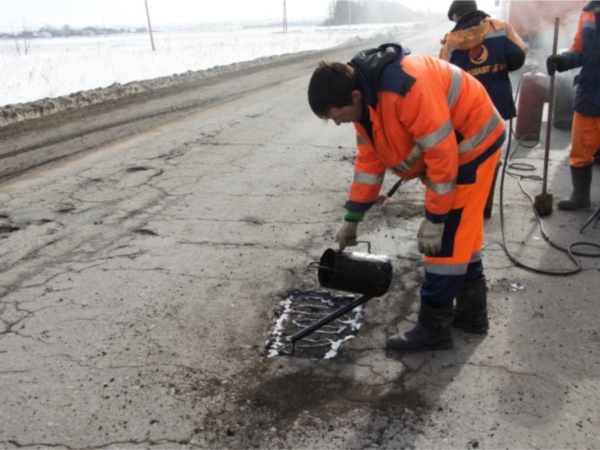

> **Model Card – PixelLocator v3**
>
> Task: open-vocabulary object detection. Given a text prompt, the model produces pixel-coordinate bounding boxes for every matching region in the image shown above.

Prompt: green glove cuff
[344,211,365,222]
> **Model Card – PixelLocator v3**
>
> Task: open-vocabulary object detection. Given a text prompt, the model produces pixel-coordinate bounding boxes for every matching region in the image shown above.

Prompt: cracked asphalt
[1,22,599,449]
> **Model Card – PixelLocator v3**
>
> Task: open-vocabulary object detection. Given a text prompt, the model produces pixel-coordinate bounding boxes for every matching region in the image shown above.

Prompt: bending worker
[439,0,527,218]
[546,1,599,210]
[307,44,505,352]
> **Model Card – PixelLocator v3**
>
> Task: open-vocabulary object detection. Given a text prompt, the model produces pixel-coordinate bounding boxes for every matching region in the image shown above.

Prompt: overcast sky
[1,0,498,29]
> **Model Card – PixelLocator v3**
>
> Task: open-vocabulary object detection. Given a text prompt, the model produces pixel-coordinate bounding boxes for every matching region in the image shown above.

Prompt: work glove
[417,218,445,256]
[336,221,358,251]
[546,54,565,76]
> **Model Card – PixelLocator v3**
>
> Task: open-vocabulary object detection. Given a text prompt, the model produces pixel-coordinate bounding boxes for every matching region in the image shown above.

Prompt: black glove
[546,54,565,76]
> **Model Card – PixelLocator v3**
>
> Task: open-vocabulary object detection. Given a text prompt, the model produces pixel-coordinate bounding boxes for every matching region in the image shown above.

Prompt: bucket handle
[307,241,373,270]
[354,240,372,253]
[306,261,333,271]
[342,240,373,253]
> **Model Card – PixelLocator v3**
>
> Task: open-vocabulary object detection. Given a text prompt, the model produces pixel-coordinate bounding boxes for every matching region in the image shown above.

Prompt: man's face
[325,90,364,125]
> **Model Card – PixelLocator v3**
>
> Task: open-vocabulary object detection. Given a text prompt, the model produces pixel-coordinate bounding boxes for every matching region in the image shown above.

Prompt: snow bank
[0,50,324,127]
[0,24,402,127]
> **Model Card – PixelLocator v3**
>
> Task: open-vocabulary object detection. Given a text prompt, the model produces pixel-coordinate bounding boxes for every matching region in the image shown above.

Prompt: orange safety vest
[349,54,505,221]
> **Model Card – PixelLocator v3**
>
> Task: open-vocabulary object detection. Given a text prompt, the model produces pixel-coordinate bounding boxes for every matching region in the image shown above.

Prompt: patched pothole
[266,289,365,360]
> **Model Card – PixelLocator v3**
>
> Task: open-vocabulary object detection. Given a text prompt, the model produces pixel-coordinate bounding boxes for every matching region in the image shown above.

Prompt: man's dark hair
[308,61,362,119]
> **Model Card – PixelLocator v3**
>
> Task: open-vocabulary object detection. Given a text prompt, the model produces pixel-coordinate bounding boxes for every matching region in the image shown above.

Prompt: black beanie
[447,1,478,20]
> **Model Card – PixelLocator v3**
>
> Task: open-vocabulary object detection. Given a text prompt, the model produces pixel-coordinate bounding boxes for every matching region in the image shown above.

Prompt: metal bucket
[308,243,393,297]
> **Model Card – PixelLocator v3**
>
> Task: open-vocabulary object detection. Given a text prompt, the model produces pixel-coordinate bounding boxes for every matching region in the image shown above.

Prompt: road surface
[1,21,599,449]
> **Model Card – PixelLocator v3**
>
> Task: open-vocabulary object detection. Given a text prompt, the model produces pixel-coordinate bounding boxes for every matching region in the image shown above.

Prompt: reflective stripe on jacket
[439,17,527,119]
[348,46,505,223]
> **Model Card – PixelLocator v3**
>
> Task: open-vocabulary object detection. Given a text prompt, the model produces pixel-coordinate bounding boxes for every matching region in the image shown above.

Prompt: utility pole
[145,0,155,51]
[283,0,288,33]
[348,0,352,27]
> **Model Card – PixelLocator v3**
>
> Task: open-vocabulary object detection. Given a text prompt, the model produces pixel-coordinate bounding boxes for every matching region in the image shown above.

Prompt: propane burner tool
[267,242,392,357]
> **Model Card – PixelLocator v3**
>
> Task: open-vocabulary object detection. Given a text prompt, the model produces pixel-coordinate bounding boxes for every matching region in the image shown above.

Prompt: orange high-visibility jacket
[346,44,505,223]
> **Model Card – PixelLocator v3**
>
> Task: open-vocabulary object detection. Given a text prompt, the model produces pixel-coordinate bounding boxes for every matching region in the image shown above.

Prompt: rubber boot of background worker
[483,160,502,219]
[557,165,593,210]
[595,147,600,164]
[453,276,488,333]
[386,302,454,351]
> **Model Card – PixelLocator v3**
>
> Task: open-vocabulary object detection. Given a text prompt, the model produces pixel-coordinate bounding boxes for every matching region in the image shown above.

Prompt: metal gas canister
[515,70,548,140]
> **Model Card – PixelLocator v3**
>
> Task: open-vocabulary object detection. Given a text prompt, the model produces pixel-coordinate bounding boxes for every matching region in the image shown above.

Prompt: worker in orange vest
[546,1,600,210]
[308,43,505,352]
[440,1,527,219]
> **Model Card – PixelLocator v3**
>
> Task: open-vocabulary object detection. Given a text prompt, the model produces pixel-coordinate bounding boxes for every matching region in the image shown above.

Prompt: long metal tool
[580,204,600,233]
[534,17,559,217]
[277,294,373,355]
[385,178,403,198]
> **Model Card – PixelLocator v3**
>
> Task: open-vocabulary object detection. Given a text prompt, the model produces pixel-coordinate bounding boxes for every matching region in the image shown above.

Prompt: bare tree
[11,21,34,55]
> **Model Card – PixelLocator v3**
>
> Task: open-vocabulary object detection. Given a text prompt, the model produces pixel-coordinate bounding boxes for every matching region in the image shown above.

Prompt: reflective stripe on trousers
[423,148,500,274]
[419,147,501,308]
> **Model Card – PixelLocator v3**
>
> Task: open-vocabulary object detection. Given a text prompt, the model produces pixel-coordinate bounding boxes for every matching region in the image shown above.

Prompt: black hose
[497,73,600,276]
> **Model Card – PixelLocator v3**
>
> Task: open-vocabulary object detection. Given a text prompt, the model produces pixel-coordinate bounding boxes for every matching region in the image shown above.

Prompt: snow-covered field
[0,24,403,108]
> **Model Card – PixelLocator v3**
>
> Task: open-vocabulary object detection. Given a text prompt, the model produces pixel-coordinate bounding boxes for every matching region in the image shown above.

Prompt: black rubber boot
[557,165,593,210]
[453,277,488,334]
[594,148,600,165]
[387,303,454,352]
[484,160,502,219]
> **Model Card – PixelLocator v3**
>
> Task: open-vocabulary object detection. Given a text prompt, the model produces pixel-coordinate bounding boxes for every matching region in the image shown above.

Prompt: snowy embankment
[0,24,402,127]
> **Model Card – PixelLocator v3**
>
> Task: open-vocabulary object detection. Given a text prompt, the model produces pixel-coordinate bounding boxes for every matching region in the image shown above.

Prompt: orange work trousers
[424,148,501,275]
[571,111,600,167]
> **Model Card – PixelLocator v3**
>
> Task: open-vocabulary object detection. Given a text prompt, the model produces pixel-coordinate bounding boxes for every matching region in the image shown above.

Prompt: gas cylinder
[515,70,548,140]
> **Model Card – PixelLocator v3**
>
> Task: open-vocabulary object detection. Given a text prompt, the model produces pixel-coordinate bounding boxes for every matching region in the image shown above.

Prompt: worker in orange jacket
[547,1,600,210]
[308,43,505,352]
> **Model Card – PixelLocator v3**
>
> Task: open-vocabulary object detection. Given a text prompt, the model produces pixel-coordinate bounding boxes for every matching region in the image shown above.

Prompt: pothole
[56,205,76,214]
[0,226,20,234]
[266,290,365,360]
[133,228,158,236]
[126,166,151,173]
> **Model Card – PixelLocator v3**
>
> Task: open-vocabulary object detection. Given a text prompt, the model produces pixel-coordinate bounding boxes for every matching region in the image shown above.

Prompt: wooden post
[145,0,155,51]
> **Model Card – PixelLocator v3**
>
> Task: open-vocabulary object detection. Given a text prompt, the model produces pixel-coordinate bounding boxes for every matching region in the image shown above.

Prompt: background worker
[440,0,527,218]
[307,43,505,352]
[547,1,600,210]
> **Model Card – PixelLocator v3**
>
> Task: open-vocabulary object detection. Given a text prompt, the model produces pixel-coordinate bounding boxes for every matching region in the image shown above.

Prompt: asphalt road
[1,22,599,449]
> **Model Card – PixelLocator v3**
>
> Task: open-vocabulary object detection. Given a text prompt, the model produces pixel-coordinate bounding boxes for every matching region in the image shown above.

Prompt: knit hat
[447,1,478,20]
